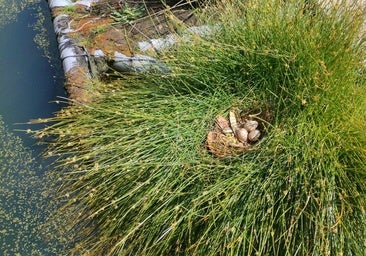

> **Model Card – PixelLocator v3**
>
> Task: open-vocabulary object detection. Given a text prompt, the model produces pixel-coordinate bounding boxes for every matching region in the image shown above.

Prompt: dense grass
[34,0,366,255]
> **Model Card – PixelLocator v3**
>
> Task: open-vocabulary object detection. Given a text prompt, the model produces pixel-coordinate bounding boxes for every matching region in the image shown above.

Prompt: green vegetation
[109,3,146,25]
[34,0,366,255]
[59,5,77,16]
[90,23,109,34]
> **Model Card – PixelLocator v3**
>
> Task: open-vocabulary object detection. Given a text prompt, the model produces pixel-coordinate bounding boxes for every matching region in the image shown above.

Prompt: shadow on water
[0,0,67,254]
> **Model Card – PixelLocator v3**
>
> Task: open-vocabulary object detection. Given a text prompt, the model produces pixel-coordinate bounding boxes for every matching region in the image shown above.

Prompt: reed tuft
[35,0,366,255]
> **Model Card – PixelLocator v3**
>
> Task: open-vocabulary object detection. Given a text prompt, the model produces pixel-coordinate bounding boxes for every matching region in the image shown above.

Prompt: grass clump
[35,0,366,255]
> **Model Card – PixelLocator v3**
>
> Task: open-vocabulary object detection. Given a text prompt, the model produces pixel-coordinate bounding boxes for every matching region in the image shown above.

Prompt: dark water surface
[0,0,65,147]
[0,0,66,254]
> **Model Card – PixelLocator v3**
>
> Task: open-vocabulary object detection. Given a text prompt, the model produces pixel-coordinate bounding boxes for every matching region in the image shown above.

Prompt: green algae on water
[0,0,52,60]
[0,117,63,255]
[0,0,37,28]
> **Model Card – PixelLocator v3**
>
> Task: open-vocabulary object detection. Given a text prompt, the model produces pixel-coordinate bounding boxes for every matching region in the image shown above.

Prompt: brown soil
[56,0,199,58]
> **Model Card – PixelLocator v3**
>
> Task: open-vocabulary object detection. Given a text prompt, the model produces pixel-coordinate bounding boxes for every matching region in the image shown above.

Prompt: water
[0,0,66,254]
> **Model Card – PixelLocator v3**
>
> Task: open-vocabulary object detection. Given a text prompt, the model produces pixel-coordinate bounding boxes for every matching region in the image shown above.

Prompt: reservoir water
[0,0,66,254]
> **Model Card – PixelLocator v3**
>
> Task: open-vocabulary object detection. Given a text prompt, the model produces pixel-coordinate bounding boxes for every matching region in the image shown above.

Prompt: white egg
[243,120,259,132]
[235,128,248,143]
[248,129,261,142]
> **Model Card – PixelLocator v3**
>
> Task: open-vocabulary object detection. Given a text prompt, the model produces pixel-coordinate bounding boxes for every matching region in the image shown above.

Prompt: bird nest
[206,108,270,158]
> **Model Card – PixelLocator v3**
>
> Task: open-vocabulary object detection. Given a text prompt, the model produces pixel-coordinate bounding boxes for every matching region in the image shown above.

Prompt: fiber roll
[49,0,99,8]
